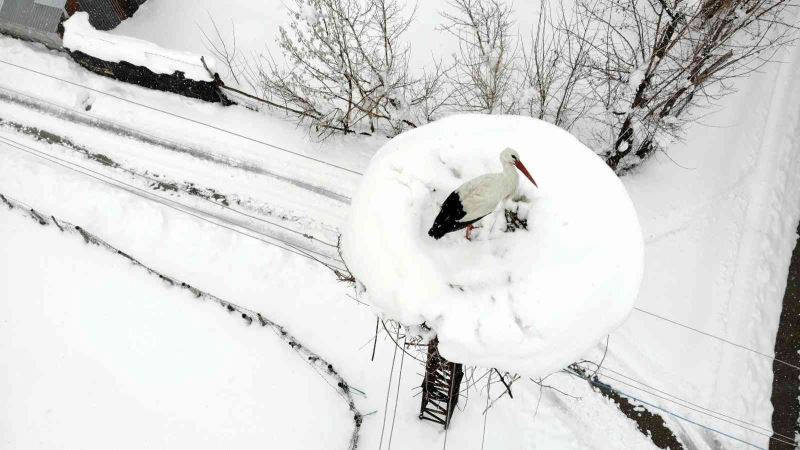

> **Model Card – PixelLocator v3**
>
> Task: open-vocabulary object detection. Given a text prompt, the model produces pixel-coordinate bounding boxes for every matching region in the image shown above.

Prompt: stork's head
[500,148,538,187]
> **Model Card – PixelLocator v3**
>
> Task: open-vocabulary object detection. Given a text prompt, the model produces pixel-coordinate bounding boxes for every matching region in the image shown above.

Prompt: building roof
[34,0,66,8]
[75,0,123,30]
[0,0,65,33]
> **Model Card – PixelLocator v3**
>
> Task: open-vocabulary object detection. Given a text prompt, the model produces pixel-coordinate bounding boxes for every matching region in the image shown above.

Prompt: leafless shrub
[519,1,595,131]
[250,0,449,137]
[440,0,520,113]
[573,0,798,172]
[199,15,242,85]
[202,0,796,170]
[199,16,267,98]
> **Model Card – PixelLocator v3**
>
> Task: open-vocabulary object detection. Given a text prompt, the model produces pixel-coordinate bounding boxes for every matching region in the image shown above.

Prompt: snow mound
[63,12,216,82]
[344,114,644,377]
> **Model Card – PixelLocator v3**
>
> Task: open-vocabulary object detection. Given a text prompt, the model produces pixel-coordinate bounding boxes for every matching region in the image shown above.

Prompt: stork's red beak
[515,160,538,187]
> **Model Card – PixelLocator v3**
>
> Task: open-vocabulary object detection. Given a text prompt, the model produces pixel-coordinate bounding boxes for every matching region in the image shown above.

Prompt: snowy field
[1,0,799,448]
[0,208,352,450]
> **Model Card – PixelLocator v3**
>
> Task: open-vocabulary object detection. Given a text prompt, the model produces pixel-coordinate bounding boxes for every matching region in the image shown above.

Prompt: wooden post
[419,337,464,429]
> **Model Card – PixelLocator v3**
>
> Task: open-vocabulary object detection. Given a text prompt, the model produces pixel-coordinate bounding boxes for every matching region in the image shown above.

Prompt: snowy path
[0,51,369,268]
[0,36,384,240]
[0,126,346,271]
[0,83,351,235]
[0,84,354,204]
[607,40,800,449]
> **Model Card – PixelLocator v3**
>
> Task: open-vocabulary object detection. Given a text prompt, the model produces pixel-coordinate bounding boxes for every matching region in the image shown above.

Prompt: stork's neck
[501,162,519,197]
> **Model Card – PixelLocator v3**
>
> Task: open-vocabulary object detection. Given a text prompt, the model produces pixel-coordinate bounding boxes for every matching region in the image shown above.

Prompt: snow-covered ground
[1,0,799,448]
[0,206,352,450]
[605,38,800,448]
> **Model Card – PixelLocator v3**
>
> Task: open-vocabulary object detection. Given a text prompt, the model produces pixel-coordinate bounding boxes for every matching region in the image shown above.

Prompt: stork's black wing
[428,191,483,239]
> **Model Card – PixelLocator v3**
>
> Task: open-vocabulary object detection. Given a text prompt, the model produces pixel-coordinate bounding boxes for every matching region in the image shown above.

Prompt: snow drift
[63,12,216,82]
[344,114,644,377]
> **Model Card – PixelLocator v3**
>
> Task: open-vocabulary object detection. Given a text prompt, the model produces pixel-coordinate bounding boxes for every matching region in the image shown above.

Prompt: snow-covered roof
[343,114,644,378]
[63,12,217,82]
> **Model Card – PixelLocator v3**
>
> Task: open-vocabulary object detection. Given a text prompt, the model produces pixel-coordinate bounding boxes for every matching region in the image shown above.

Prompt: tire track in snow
[0,86,353,204]
[0,119,343,264]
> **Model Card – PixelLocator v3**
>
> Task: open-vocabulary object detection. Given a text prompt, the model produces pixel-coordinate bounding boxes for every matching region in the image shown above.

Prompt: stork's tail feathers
[428,224,448,240]
[428,190,473,239]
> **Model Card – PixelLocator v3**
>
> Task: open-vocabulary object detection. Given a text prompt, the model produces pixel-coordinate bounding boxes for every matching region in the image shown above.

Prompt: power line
[0,82,352,205]
[0,134,338,266]
[0,58,365,176]
[9,58,792,363]
[633,307,800,371]
[2,56,794,446]
[378,327,400,450]
[576,362,797,447]
[563,368,768,450]
[580,361,794,442]
[20,107,337,247]
[480,371,492,450]
[0,83,345,244]
[0,137,346,273]
[0,136,342,270]
[387,335,406,450]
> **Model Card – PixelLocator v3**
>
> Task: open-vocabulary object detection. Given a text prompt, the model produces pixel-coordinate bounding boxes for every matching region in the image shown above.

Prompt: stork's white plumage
[428,148,538,240]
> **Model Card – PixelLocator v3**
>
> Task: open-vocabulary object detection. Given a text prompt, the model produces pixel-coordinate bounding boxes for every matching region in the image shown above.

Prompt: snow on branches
[256,0,446,137]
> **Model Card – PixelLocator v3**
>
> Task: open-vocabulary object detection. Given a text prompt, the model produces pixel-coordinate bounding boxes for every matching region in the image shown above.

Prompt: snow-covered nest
[344,115,644,377]
[63,12,216,82]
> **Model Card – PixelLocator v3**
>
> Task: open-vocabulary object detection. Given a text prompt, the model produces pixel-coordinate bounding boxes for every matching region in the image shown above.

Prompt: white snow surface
[63,12,216,82]
[3,1,800,445]
[0,32,658,450]
[344,115,644,377]
[0,210,352,450]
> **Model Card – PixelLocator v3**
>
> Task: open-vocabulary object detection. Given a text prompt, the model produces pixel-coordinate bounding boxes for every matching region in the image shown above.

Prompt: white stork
[428,148,538,240]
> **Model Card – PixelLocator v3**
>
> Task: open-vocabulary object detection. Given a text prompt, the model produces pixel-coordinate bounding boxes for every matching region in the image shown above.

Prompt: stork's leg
[466,224,474,241]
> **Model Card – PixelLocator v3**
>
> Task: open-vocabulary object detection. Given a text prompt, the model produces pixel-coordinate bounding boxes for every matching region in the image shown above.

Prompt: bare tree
[440,0,520,113]
[520,0,595,131]
[199,15,242,86]
[202,0,796,166]
[250,0,445,137]
[573,0,798,172]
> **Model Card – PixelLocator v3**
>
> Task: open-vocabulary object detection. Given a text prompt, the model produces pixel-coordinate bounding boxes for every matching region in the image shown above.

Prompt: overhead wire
[633,307,800,371]
[3,58,795,374]
[378,327,400,450]
[480,371,492,450]
[563,368,768,450]
[387,335,407,450]
[0,84,339,248]
[579,361,795,443]
[0,133,338,264]
[2,52,797,450]
[0,58,365,176]
[575,362,797,447]
[0,136,346,273]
